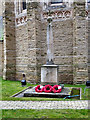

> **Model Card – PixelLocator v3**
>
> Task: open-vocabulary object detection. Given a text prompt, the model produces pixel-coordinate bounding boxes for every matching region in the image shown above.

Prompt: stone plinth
[41,65,59,85]
[23,87,72,98]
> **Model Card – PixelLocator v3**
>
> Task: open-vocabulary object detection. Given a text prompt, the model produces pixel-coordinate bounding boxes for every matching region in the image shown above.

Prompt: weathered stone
[0,1,89,84]
[41,65,59,85]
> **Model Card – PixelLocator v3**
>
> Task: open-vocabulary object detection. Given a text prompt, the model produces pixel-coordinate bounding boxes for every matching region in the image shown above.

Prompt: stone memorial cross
[46,16,54,65]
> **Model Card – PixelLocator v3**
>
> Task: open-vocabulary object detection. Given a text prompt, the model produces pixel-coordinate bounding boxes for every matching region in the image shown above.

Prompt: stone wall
[35,19,73,84]
[53,20,73,84]
[14,3,42,83]
[33,2,88,84]
[1,2,89,84]
[0,41,3,76]
[27,4,38,83]
[23,4,72,84]
[11,2,88,84]
[15,23,28,81]
[73,3,88,84]
[3,2,16,80]
[88,5,90,80]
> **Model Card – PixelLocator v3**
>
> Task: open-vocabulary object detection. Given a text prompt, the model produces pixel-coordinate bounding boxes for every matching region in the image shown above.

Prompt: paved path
[0,100,89,109]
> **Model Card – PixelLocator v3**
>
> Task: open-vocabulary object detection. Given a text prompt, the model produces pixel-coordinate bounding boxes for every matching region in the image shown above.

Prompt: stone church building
[0,0,90,84]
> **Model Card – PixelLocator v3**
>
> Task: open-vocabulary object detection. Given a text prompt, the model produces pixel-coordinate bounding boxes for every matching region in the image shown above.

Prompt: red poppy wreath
[35,85,44,92]
[44,84,52,93]
[52,85,62,93]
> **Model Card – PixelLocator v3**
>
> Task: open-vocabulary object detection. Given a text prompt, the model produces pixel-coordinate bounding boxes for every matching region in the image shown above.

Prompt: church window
[88,0,90,3]
[0,16,3,41]
[22,1,26,10]
[15,0,27,26]
[51,0,63,4]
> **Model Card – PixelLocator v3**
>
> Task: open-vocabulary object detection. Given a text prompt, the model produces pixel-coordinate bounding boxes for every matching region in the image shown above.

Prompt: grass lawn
[2,109,89,119]
[0,77,90,119]
[0,77,89,101]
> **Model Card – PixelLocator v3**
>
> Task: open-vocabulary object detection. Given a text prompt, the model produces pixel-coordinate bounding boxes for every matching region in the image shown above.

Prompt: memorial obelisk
[41,17,59,85]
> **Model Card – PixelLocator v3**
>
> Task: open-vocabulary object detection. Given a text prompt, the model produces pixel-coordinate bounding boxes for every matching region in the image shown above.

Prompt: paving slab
[0,100,89,109]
